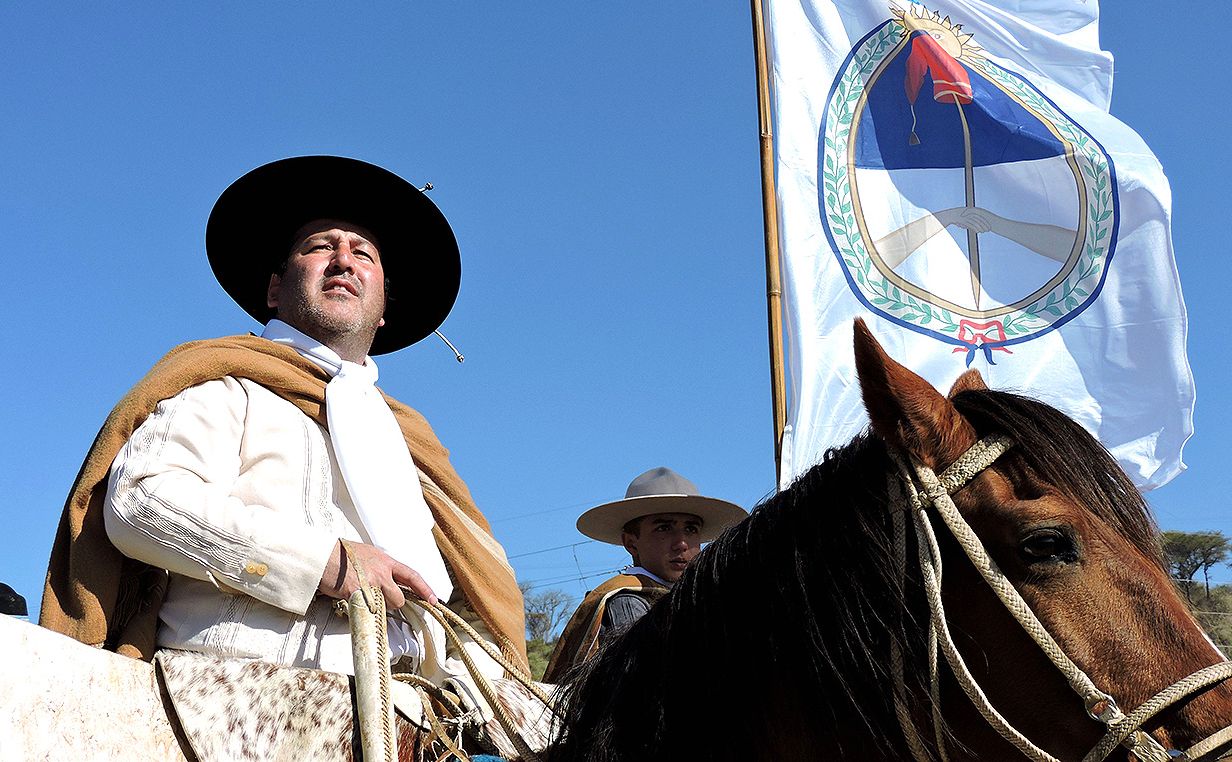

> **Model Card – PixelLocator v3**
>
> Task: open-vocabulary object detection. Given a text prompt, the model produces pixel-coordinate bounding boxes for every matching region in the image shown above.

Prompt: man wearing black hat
[542,467,744,682]
[40,157,528,690]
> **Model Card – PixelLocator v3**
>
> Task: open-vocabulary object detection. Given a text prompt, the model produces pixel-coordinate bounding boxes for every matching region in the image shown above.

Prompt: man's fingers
[391,563,438,607]
[380,580,407,610]
[318,542,439,610]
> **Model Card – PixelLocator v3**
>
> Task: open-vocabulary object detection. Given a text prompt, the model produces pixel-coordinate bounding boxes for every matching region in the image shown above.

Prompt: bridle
[887,434,1232,762]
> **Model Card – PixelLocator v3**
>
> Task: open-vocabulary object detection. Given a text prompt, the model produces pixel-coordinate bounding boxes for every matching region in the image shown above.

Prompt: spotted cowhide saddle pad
[155,650,556,761]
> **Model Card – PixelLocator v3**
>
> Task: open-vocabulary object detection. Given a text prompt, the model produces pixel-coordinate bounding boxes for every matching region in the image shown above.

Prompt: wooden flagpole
[750,0,788,483]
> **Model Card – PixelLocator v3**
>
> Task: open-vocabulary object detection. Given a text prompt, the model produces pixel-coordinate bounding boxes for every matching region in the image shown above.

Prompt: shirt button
[255,563,269,576]
[245,562,258,575]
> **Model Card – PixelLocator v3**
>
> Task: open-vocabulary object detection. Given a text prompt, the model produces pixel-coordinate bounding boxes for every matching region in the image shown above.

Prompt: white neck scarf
[262,320,453,603]
[625,565,672,588]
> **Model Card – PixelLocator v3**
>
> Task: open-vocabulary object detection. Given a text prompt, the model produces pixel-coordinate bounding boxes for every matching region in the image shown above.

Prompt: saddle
[155,649,554,761]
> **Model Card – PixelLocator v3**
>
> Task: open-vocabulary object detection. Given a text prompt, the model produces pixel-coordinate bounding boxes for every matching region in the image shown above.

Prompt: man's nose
[326,243,356,272]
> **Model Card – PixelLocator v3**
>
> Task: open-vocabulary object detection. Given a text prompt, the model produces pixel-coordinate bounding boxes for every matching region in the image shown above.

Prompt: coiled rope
[340,541,557,762]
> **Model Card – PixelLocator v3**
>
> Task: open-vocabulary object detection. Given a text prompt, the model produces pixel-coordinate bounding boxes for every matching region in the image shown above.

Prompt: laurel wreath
[820,22,1115,341]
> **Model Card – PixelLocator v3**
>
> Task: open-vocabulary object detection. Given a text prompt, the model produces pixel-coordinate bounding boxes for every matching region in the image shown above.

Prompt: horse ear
[853,318,977,468]
[948,368,987,397]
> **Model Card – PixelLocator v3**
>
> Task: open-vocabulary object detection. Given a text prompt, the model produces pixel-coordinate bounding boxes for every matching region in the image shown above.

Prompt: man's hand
[318,540,438,609]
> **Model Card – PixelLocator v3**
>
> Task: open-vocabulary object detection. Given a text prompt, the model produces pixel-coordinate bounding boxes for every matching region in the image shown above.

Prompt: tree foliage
[1161,530,1232,657]
[521,582,573,641]
[526,638,554,682]
[520,582,576,681]
[1193,585,1232,659]
[1162,530,1231,600]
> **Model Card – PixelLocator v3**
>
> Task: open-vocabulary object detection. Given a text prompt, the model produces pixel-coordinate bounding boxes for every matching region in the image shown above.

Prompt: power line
[521,590,583,607]
[491,498,605,524]
[508,540,594,560]
[521,566,623,588]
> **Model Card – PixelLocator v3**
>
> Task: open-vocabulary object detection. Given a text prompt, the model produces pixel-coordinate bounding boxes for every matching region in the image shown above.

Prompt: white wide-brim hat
[576,467,747,545]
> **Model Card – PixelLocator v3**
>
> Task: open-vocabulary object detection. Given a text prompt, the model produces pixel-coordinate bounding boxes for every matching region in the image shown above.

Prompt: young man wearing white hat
[542,467,745,682]
[40,157,528,688]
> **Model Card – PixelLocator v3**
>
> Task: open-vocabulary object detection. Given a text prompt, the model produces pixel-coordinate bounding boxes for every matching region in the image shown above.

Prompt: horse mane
[546,389,1161,761]
[547,431,930,761]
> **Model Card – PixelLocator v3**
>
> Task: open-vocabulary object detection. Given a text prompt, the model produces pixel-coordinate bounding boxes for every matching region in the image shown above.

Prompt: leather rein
[887,434,1232,762]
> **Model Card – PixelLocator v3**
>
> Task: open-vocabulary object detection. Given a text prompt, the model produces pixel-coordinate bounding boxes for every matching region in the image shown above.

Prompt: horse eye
[1019,528,1078,564]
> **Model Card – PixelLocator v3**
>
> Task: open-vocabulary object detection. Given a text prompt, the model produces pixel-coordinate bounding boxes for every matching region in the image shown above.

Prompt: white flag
[769,0,1192,490]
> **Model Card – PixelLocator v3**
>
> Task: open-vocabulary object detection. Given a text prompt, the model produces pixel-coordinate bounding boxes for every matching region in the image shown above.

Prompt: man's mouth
[323,278,359,297]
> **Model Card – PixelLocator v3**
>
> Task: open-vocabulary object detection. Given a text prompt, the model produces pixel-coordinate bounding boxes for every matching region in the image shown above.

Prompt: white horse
[0,615,553,760]
[0,615,187,760]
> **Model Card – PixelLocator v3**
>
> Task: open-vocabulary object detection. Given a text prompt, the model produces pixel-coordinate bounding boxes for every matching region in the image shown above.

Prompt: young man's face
[266,219,386,352]
[621,512,703,583]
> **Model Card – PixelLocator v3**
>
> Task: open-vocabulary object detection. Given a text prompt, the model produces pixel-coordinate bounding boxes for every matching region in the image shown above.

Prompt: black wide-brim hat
[206,156,461,355]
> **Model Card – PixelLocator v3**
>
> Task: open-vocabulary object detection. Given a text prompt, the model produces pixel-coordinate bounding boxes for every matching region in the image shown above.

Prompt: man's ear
[266,273,281,310]
[621,532,638,562]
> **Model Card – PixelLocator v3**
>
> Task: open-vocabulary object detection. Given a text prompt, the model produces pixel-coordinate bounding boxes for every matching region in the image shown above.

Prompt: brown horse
[546,320,1232,761]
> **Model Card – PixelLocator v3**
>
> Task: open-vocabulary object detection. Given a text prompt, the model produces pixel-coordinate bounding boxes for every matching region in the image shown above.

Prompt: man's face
[266,219,387,352]
[621,512,703,583]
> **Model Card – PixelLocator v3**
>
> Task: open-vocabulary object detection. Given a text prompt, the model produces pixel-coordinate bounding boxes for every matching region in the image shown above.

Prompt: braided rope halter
[887,435,1232,762]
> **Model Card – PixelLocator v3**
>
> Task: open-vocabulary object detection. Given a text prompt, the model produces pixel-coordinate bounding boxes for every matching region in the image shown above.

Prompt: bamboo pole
[750,0,788,483]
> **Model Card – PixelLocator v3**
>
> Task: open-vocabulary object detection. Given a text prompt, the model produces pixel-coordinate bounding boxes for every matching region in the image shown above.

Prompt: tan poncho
[39,335,528,671]
[542,572,666,683]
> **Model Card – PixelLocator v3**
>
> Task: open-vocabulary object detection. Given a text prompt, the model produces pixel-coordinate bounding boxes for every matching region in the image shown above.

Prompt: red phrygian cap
[905,32,973,105]
[904,32,972,144]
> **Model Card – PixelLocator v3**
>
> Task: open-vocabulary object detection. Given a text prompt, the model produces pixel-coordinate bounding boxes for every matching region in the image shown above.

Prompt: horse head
[855,317,1232,760]
[547,320,1231,762]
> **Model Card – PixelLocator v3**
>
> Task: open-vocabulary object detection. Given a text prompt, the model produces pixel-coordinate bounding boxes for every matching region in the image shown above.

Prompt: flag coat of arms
[769,0,1192,490]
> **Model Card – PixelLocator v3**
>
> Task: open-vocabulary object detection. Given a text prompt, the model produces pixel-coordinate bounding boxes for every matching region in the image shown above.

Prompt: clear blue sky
[2,2,1228,620]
